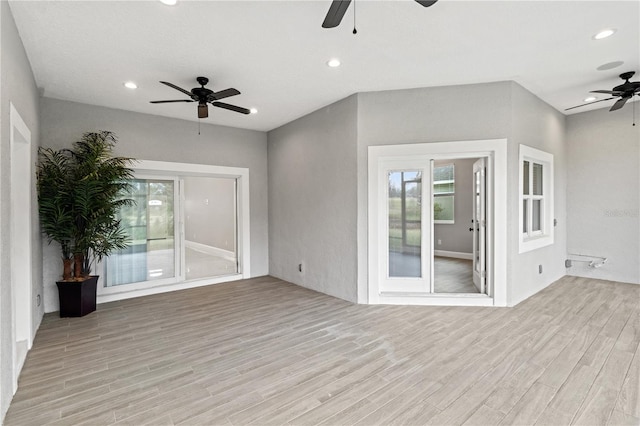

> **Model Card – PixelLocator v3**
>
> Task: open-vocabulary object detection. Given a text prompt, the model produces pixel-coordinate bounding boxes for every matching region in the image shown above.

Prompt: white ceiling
[8,0,640,132]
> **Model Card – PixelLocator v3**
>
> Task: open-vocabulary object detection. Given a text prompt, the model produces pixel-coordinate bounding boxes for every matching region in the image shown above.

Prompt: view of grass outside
[388,196,421,252]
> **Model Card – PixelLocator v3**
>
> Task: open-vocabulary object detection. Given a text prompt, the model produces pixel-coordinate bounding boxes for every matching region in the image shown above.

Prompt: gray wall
[566,106,639,284]
[433,158,477,254]
[39,98,269,312]
[356,81,567,306]
[184,176,236,252]
[508,82,567,304]
[0,1,42,420]
[268,95,358,302]
[356,82,512,303]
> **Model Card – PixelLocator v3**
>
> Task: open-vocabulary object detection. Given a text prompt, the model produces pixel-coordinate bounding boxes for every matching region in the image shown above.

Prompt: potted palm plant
[37,131,135,317]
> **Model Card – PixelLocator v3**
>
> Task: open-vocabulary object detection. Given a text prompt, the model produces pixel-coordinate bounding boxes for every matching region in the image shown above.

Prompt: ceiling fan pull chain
[353,0,357,34]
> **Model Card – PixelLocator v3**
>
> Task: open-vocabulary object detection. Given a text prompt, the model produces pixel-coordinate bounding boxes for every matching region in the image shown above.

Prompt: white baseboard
[434,250,473,260]
[186,240,236,262]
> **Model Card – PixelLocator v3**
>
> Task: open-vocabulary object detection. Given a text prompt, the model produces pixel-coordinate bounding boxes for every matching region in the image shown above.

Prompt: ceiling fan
[566,71,640,112]
[150,77,250,118]
[321,0,438,29]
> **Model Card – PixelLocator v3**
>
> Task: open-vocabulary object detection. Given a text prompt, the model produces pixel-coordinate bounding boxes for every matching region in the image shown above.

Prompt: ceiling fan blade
[150,99,195,104]
[212,102,251,115]
[609,96,630,112]
[415,0,438,7]
[198,104,209,118]
[322,0,352,28]
[210,88,241,101]
[564,97,616,111]
[160,81,194,98]
[590,89,623,95]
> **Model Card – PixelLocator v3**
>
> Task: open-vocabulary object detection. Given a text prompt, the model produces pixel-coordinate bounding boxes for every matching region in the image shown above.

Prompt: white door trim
[9,102,33,394]
[368,139,508,307]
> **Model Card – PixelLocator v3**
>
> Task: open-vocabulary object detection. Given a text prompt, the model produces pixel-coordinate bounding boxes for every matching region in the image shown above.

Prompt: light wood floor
[5,276,639,425]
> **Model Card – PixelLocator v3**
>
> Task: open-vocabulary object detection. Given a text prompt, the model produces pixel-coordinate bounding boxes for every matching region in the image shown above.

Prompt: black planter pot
[56,275,98,317]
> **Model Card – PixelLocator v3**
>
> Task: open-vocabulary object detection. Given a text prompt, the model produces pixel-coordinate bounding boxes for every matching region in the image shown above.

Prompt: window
[519,145,554,253]
[433,164,454,224]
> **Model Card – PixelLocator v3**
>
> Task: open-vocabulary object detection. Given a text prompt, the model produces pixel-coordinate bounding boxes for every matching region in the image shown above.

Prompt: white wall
[566,106,639,284]
[268,95,358,302]
[39,98,269,312]
[0,1,42,421]
[184,176,236,252]
[508,82,567,305]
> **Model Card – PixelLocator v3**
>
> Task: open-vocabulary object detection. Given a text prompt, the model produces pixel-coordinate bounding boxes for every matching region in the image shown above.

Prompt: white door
[378,159,431,293]
[472,158,487,293]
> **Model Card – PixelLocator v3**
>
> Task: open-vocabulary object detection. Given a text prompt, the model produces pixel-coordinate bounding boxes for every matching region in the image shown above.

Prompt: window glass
[523,161,530,195]
[533,163,543,195]
[532,199,542,232]
[388,171,422,278]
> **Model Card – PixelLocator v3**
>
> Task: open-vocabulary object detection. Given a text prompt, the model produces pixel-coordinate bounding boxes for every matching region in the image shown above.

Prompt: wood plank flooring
[5,275,639,425]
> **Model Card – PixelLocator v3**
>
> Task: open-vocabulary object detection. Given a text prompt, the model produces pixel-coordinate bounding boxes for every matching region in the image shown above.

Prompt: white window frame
[518,145,554,253]
[433,163,455,224]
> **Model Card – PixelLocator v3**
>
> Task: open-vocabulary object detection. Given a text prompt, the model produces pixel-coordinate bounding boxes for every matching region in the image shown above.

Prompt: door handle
[469,227,474,232]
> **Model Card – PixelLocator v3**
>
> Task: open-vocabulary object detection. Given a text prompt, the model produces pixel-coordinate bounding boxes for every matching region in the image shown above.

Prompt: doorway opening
[433,157,487,295]
[368,139,507,306]
[10,103,33,393]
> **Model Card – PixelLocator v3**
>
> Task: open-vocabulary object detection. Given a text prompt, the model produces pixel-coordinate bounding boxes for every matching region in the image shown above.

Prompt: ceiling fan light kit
[150,76,250,119]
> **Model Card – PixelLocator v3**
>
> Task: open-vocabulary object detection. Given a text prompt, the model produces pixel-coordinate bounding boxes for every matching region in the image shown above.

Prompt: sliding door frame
[97,160,251,303]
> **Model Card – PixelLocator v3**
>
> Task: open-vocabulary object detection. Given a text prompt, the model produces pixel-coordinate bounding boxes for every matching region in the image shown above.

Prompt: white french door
[378,159,432,293]
[472,158,487,294]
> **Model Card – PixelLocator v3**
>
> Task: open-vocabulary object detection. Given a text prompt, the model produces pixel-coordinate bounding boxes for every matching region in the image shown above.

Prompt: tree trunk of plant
[74,254,84,279]
[63,258,73,281]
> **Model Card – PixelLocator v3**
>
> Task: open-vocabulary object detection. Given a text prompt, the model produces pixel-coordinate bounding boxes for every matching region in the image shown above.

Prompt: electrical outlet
[298,263,303,273]
[538,264,543,274]
[437,239,442,246]
[36,294,41,307]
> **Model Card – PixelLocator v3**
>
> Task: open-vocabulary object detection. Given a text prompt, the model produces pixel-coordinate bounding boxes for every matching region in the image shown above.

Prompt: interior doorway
[432,157,487,295]
[368,139,507,306]
[10,103,33,393]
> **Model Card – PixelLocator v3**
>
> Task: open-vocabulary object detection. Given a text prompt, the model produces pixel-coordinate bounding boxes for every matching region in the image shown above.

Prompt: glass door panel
[388,171,422,278]
[106,179,176,287]
[183,176,238,280]
[380,163,430,294]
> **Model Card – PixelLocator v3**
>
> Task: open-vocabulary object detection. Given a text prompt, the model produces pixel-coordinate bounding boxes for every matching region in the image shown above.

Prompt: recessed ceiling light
[327,58,341,68]
[160,0,177,5]
[593,29,616,40]
[250,108,258,114]
[124,81,138,89]
[583,96,597,103]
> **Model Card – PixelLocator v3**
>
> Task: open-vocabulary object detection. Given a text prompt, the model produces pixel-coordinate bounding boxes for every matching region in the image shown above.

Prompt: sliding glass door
[105,174,242,293]
[106,178,178,287]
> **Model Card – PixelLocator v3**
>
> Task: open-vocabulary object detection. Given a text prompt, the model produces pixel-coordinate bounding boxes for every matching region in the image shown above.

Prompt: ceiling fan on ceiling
[566,71,640,113]
[150,77,250,119]
[321,0,438,30]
